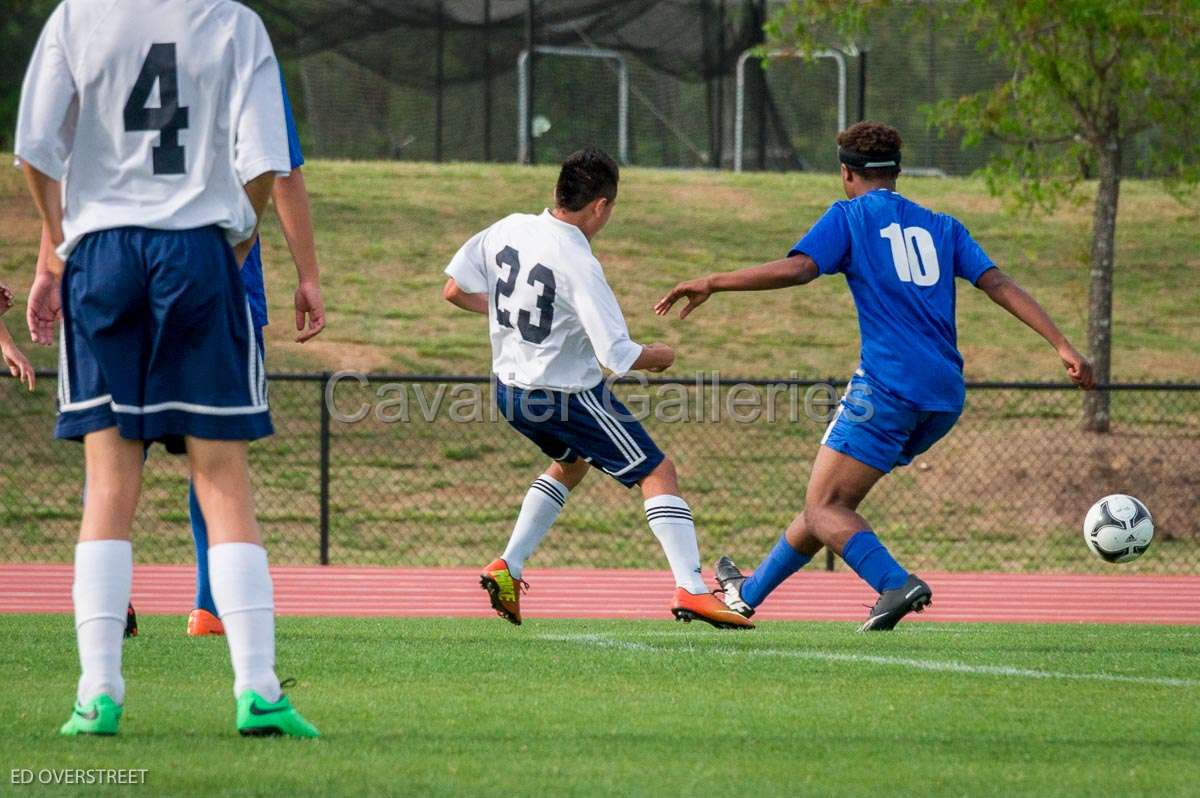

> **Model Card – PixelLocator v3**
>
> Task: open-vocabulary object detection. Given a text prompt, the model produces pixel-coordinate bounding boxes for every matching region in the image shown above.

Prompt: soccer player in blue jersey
[178,70,327,636]
[30,68,326,638]
[655,122,1094,630]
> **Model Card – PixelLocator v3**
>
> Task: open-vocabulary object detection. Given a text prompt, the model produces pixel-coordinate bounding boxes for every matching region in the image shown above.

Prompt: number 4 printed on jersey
[880,223,940,286]
[124,43,190,175]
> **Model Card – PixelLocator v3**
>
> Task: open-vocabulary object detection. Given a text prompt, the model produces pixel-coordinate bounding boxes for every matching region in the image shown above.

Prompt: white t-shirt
[15,0,291,259]
[445,210,644,393]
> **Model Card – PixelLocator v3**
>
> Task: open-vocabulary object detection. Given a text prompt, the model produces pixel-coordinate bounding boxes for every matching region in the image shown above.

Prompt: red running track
[2,564,1198,625]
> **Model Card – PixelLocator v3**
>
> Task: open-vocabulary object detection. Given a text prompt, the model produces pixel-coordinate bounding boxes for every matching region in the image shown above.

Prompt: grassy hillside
[1,159,1197,380]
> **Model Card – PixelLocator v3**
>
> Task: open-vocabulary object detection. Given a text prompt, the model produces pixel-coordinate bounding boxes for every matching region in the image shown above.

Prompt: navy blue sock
[188,483,218,615]
[841,531,909,593]
[740,535,812,607]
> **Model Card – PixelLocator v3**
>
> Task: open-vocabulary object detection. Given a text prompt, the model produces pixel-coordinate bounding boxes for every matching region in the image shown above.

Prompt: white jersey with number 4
[15,0,291,259]
[445,210,644,393]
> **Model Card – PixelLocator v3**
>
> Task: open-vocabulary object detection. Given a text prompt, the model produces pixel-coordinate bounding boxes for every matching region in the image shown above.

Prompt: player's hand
[294,280,326,343]
[654,277,713,320]
[640,342,675,373]
[27,270,62,347]
[2,341,35,391]
[0,284,12,316]
[1059,344,1095,389]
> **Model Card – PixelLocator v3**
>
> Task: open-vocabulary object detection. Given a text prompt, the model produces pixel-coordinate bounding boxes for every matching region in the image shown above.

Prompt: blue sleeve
[279,67,304,169]
[953,220,994,284]
[788,203,851,275]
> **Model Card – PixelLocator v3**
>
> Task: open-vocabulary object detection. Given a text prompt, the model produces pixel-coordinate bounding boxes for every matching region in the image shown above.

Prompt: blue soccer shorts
[56,226,273,450]
[495,380,665,488]
[820,372,960,474]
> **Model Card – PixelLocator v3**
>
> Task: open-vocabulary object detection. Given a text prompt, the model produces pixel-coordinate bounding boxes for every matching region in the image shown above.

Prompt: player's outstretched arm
[654,254,820,319]
[273,168,327,343]
[442,278,489,314]
[0,319,35,391]
[975,267,1094,389]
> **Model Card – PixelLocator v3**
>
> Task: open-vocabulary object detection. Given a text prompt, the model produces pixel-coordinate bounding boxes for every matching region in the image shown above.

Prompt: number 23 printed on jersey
[494,245,556,344]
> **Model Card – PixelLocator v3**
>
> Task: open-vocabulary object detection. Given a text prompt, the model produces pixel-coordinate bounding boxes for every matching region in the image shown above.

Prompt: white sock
[644,496,707,594]
[209,543,281,702]
[501,475,569,578]
[73,540,132,705]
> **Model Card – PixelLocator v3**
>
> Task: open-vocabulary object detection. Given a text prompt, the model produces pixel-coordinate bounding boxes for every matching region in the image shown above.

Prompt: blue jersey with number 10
[791,188,995,412]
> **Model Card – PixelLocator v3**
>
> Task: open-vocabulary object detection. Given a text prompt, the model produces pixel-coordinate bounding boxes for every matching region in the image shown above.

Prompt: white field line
[536,632,1200,688]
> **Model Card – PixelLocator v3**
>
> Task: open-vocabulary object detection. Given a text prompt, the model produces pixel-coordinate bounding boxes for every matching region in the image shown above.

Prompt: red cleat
[671,588,755,629]
[187,608,225,636]
[479,558,527,625]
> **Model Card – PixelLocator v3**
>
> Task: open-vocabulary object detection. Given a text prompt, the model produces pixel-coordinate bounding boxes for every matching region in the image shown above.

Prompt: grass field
[1,159,1197,378]
[3,615,1198,796]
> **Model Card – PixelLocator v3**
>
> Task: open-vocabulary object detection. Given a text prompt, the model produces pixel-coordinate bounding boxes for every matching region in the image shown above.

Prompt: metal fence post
[319,372,331,565]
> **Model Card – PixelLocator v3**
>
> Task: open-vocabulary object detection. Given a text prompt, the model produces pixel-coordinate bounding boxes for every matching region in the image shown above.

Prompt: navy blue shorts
[821,372,960,474]
[495,380,665,488]
[56,226,272,449]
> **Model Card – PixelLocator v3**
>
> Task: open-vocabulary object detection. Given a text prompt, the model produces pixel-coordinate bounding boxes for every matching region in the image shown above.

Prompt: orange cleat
[187,608,225,637]
[479,558,527,625]
[671,588,755,630]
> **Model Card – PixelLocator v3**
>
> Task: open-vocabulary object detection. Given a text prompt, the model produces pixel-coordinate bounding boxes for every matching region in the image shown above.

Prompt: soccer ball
[1082,494,1154,563]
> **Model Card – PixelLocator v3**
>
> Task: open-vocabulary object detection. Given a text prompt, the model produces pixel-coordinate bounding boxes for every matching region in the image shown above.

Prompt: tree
[769,0,1200,431]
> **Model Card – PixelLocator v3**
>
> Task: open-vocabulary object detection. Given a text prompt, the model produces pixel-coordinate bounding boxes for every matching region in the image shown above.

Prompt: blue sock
[740,536,812,608]
[841,531,909,593]
[188,483,218,615]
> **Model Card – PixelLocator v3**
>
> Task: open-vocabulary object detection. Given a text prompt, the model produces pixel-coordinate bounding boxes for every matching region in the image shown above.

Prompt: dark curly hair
[555,147,619,211]
[837,121,902,180]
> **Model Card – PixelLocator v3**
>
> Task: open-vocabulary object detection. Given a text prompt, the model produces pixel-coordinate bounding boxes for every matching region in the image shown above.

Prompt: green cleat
[236,690,319,738]
[60,694,122,736]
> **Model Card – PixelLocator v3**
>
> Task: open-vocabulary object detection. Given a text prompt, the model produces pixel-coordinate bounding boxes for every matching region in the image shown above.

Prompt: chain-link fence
[2,373,1198,573]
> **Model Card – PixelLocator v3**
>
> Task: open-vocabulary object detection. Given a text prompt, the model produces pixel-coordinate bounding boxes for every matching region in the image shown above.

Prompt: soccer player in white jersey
[443,147,752,630]
[16,0,318,736]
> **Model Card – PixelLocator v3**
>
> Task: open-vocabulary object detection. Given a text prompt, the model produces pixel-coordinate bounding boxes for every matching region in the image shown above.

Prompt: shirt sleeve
[232,11,291,184]
[279,67,304,169]
[953,219,995,284]
[788,203,851,275]
[13,4,78,180]
[573,259,643,375]
[444,227,491,294]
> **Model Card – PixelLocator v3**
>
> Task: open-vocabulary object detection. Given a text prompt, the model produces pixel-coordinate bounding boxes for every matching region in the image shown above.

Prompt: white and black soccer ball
[1083,494,1154,564]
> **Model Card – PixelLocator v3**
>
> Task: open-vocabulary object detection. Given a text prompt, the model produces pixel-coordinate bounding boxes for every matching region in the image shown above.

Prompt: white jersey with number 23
[445,210,644,393]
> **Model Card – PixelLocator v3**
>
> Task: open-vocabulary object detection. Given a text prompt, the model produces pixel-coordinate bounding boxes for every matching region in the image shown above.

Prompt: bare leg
[186,438,259,545]
[794,445,885,556]
[80,428,144,542]
[545,457,590,490]
[638,456,679,499]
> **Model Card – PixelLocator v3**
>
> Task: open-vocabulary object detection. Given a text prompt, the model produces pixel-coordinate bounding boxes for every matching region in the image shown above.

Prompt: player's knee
[640,456,679,495]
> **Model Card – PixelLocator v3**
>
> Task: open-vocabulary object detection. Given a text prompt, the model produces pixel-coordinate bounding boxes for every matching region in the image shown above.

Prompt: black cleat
[713,556,755,619]
[859,575,932,632]
[124,603,138,638]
